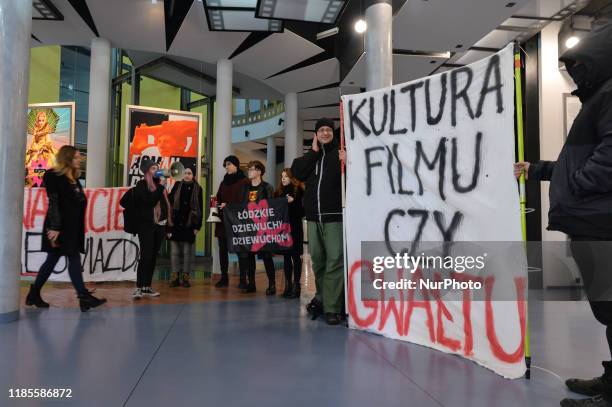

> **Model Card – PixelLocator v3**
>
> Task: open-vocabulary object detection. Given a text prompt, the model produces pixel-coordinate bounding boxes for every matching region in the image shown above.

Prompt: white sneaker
[141,287,160,297]
[132,288,143,299]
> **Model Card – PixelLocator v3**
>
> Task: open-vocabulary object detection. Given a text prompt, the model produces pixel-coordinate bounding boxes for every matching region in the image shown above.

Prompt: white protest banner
[341,44,527,378]
[22,187,139,282]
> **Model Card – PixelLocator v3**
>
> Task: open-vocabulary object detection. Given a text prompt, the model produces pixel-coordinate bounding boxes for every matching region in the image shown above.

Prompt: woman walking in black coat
[168,165,203,288]
[132,159,172,299]
[274,168,305,298]
[25,146,106,312]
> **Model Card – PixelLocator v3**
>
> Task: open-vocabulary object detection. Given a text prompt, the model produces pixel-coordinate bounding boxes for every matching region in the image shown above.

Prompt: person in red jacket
[214,156,248,288]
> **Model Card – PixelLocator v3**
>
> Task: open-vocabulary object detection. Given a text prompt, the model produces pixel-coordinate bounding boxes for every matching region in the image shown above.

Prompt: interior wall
[233,146,267,169]
[538,21,581,287]
[28,46,61,104]
[139,76,181,110]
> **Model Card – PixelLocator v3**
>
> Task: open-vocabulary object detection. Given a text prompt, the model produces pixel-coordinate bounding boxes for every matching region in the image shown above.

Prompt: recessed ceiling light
[565,36,580,48]
[505,2,516,7]
[456,44,463,48]
[354,19,367,33]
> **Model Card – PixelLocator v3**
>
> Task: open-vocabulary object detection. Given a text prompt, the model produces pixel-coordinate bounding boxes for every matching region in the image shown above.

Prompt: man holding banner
[516,22,612,407]
[292,118,345,326]
[234,161,277,294]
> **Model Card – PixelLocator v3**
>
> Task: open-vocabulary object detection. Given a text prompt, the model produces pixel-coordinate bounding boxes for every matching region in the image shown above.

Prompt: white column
[296,126,304,158]
[86,38,112,187]
[283,92,298,167]
[266,136,276,184]
[0,0,32,323]
[212,59,233,276]
[365,0,393,91]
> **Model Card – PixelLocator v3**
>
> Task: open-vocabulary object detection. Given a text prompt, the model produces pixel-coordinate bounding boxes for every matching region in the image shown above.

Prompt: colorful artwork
[124,106,201,191]
[26,103,75,187]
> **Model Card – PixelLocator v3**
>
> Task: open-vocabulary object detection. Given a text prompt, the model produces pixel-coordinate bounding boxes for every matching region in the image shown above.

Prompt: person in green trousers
[291,118,346,325]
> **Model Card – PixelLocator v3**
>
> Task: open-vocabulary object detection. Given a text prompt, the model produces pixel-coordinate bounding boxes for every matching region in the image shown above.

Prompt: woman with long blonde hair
[25,145,106,312]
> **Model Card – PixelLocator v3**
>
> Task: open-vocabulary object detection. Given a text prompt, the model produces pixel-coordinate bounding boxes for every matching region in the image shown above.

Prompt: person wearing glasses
[291,118,346,325]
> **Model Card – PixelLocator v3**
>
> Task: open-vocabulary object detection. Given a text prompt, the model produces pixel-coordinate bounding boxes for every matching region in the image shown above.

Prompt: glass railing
[232,100,284,127]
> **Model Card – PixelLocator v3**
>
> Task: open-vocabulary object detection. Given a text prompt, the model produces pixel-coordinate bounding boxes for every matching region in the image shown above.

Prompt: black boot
[25,285,49,308]
[244,267,256,293]
[182,273,191,288]
[281,280,292,298]
[238,267,247,289]
[560,395,612,407]
[215,274,229,288]
[266,285,276,296]
[242,283,256,293]
[78,291,107,312]
[170,273,181,288]
[306,297,323,320]
[325,313,341,326]
[290,283,301,299]
[567,362,612,397]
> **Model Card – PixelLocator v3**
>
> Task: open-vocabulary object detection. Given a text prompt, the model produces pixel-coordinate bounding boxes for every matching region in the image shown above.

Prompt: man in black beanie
[292,118,345,325]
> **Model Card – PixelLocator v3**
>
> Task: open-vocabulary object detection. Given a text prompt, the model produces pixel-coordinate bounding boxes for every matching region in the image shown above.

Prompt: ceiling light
[317,27,339,40]
[565,36,580,48]
[354,19,367,34]
[151,0,158,4]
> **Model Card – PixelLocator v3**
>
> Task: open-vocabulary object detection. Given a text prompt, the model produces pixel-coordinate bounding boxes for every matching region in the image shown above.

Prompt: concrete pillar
[0,0,32,323]
[212,59,233,276]
[283,92,298,167]
[86,38,112,187]
[296,126,304,158]
[266,136,276,185]
[365,0,393,91]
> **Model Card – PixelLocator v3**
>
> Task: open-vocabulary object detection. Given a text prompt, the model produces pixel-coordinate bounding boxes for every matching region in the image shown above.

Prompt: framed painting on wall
[25,102,75,187]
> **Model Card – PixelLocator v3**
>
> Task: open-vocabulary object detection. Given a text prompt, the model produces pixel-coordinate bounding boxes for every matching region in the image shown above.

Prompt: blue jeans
[33,253,87,295]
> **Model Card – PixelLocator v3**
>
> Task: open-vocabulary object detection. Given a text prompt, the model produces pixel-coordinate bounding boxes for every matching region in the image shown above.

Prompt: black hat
[140,158,156,174]
[315,118,335,133]
[223,155,240,168]
[184,163,197,175]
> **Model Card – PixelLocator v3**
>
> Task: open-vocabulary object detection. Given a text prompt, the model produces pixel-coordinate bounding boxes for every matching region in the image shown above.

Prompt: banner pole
[514,43,531,379]
[340,100,349,326]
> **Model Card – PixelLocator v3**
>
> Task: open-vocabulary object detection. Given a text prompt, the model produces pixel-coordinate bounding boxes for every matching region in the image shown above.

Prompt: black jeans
[218,237,229,277]
[570,236,612,361]
[137,224,165,288]
[238,252,275,287]
[33,253,87,295]
[283,253,302,286]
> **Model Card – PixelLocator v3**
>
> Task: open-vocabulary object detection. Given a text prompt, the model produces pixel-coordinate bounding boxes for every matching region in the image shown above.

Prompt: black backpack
[119,187,138,235]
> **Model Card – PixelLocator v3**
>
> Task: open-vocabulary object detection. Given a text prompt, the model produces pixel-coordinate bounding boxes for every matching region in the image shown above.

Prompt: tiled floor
[3,255,609,407]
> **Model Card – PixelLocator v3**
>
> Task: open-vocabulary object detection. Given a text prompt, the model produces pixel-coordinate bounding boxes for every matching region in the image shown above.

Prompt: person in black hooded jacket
[514,22,612,407]
[291,118,346,325]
